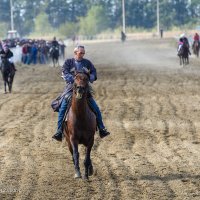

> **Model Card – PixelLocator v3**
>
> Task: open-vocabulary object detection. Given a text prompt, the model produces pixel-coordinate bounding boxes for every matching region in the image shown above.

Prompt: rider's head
[74,45,85,61]
[53,36,56,40]
[179,38,183,42]
[3,44,9,52]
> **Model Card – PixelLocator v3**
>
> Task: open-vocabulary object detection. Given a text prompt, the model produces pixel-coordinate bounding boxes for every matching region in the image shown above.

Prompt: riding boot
[88,98,110,138]
[52,98,69,142]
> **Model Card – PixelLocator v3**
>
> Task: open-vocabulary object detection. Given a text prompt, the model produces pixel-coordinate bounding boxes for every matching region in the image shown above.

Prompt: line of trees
[0,0,199,38]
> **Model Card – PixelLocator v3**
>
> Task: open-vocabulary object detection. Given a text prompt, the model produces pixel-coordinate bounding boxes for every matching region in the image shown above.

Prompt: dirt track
[1,39,200,200]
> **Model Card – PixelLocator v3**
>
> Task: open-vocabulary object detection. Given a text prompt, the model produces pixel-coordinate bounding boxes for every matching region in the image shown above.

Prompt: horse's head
[73,72,89,99]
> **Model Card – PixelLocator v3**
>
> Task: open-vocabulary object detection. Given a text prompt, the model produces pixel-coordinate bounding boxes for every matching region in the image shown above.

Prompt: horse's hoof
[88,165,94,176]
[74,172,82,179]
[83,175,89,180]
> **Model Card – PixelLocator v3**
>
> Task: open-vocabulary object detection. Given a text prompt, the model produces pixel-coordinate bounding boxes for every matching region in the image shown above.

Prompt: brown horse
[63,72,96,179]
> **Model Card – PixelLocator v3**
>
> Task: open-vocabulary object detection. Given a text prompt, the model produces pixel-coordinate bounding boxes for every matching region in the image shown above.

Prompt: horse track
[1,39,200,200]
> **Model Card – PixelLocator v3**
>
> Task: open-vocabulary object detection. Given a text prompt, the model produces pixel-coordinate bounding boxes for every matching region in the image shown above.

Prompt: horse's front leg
[83,139,94,180]
[71,142,81,179]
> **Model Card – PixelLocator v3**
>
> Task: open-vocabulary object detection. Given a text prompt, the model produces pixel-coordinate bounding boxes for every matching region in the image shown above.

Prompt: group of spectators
[1,37,66,65]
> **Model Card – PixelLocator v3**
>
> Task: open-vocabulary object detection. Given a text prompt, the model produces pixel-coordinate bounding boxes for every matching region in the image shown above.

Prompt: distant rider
[178,34,191,55]
[52,36,59,48]
[0,43,17,71]
[177,38,184,55]
[193,32,200,48]
[52,45,110,141]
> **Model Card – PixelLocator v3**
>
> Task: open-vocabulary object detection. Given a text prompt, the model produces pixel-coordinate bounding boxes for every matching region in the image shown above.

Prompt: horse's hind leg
[179,57,182,66]
[187,57,189,64]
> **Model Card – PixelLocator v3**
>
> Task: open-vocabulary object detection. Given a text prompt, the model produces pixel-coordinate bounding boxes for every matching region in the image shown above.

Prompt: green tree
[79,5,109,36]
[34,12,52,34]
[189,0,200,23]
[0,22,9,38]
[0,0,10,24]
[172,0,190,25]
[45,0,88,28]
[58,22,79,38]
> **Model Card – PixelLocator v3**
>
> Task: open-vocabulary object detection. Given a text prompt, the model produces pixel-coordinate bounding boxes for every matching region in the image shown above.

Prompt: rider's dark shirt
[62,58,97,84]
[0,49,13,59]
[52,40,59,47]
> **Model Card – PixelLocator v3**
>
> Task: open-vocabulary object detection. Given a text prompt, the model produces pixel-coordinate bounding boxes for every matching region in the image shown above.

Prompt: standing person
[59,39,66,60]
[121,31,126,42]
[28,43,38,65]
[52,45,110,141]
[160,29,163,38]
[21,43,28,64]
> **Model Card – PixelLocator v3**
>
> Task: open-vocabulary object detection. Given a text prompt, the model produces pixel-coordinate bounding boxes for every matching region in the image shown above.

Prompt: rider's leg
[88,97,110,138]
[52,97,70,141]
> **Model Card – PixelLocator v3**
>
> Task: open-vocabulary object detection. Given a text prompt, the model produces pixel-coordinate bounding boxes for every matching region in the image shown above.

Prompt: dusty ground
[1,38,200,200]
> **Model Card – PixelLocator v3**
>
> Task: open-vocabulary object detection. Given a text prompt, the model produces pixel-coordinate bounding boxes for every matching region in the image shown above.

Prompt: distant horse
[63,72,96,179]
[192,41,199,57]
[178,43,189,66]
[49,46,59,67]
[0,58,15,93]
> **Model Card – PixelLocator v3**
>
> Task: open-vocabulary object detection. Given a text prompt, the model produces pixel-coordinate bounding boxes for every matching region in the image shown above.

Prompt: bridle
[73,72,89,99]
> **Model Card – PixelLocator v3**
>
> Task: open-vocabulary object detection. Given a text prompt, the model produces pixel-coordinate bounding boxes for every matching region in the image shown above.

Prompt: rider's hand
[89,74,95,83]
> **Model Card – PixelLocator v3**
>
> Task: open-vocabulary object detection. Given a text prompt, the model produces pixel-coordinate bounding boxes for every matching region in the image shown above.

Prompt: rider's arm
[61,59,74,83]
[6,50,13,59]
[87,60,97,83]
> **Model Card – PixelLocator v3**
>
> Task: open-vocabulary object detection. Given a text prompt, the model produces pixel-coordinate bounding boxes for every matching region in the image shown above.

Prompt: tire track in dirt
[124,70,200,197]
[0,95,38,199]
[94,70,144,198]
[136,71,200,198]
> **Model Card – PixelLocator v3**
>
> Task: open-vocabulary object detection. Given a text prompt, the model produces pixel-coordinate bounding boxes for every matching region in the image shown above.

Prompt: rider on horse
[52,36,59,48]
[0,42,17,72]
[193,32,200,46]
[52,45,110,141]
[177,34,191,55]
